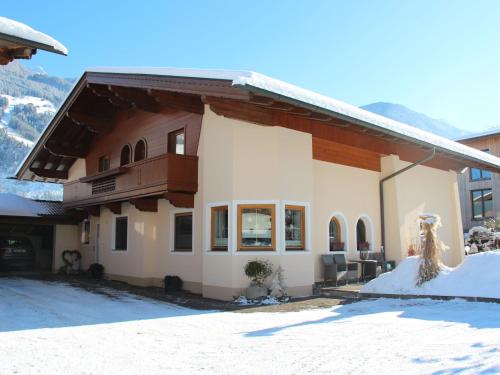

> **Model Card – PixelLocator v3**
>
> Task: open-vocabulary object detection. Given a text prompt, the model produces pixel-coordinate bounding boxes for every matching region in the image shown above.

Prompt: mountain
[0,61,74,200]
[361,102,470,139]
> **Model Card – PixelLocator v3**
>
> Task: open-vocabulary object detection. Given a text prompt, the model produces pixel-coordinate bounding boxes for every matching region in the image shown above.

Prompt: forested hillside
[0,61,74,199]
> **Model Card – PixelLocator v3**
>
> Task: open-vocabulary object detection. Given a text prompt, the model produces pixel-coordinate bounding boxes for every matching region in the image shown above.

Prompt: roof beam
[108,86,162,113]
[29,167,68,180]
[130,198,158,212]
[104,202,122,215]
[148,90,204,115]
[67,111,113,134]
[44,139,88,158]
[163,192,194,208]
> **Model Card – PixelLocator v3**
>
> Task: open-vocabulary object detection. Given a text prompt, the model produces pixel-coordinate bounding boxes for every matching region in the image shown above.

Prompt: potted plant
[244,260,273,299]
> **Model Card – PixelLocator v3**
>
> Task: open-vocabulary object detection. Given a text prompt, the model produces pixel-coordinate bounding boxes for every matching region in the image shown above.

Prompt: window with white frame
[211,206,228,251]
[237,204,275,251]
[284,205,305,250]
[81,220,90,244]
[174,212,193,252]
[114,216,128,251]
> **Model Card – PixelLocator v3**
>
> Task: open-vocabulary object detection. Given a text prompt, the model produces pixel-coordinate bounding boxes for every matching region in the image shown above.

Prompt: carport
[0,193,78,273]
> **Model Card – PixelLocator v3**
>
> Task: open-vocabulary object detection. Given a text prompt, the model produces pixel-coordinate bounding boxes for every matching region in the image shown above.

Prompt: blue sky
[3,0,500,131]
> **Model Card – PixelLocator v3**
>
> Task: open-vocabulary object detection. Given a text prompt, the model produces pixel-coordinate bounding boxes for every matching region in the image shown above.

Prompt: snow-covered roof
[88,67,500,169]
[0,16,67,55]
[455,127,500,142]
[0,193,64,218]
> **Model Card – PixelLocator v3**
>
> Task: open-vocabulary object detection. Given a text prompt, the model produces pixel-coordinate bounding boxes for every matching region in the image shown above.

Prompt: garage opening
[0,223,54,272]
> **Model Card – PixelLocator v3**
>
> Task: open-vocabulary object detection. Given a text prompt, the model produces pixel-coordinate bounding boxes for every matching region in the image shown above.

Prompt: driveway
[1,278,500,374]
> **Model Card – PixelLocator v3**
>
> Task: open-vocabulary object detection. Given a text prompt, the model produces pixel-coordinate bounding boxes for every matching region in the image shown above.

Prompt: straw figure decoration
[417,214,446,286]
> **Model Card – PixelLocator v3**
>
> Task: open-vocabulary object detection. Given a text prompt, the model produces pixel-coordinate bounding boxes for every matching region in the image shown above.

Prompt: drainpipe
[379,147,436,261]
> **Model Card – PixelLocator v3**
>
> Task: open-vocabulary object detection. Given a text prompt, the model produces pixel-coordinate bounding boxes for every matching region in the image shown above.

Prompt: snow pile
[234,295,281,306]
[362,251,500,299]
[0,16,67,55]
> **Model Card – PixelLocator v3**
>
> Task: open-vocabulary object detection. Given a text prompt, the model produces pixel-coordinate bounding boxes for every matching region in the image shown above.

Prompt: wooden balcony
[63,153,198,208]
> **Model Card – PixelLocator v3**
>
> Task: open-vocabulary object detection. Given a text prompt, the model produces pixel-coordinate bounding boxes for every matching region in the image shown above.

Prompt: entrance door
[95,223,100,263]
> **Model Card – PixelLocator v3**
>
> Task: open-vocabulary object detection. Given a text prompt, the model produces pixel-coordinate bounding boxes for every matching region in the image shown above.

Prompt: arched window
[329,217,343,251]
[356,219,368,250]
[120,144,131,166]
[134,139,147,162]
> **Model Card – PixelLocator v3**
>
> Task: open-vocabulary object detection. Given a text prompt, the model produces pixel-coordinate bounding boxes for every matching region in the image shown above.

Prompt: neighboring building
[457,129,500,232]
[0,193,79,271]
[0,16,67,65]
[15,68,500,300]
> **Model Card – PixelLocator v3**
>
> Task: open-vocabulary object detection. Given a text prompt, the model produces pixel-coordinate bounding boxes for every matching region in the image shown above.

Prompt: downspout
[379,147,436,261]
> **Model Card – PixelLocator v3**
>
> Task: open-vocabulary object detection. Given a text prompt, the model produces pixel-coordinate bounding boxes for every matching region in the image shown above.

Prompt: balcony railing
[63,153,198,207]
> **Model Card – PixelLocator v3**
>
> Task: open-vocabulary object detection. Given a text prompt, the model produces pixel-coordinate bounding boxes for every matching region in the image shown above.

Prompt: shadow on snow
[0,278,211,332]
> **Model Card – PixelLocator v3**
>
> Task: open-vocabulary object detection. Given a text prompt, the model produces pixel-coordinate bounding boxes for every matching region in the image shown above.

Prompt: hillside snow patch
[361,251,500,299]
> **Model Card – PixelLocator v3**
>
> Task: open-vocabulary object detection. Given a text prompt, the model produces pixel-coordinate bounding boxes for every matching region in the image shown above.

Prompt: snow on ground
[1,278,500,375]
[362,251,500,299]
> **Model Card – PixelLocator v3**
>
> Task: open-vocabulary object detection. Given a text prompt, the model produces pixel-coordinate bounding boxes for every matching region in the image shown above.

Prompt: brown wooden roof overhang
[15,71,500,183]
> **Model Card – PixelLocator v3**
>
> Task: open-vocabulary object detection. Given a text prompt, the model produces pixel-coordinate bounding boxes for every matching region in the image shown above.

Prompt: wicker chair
[322,254,359,286]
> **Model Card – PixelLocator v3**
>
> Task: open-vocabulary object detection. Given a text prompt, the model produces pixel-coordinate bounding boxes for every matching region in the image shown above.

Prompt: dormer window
[168,129,185,155]
[98,156,109,172]
[120,144,131,166]
[134,139,147,162]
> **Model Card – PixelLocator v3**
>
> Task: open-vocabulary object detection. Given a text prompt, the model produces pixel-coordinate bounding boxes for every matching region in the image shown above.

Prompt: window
[356,219,368,250]
[237,204,275,251]
[174,213,193,251]
[211,206,228,251]
[472,189,493,220]
[81,220,90,244]
[98,156,110,172]
[285,205,305,250]
[329,217,344,251]
[471,149,492,181]
[134,139,147,162]
[114,217,128,251]
[120,144,131,166]
[168,129,185,155]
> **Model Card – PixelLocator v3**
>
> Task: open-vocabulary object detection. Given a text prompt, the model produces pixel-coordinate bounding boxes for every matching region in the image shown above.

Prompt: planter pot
[246,284,268,299]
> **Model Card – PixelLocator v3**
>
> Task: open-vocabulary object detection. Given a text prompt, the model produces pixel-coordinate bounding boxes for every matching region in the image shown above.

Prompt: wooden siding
[458,135,500,230]
[312,137,382,171]
[85,108,202,176]
[64,153,198,208]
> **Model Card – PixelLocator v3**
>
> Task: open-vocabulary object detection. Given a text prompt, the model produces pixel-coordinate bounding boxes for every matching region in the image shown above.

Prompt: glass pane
[241,207,273,248]
[175,214,192,251]
[329,219,342,251]
[471,168,482,180]
[115,217,127,250]
[213,207,228,249]
[484,189,493,217]
[120,146,130,166]
[482,170,492,180]
[285,208,303,249]
[472,191,483,219]
[134,140,146,162]
[175,133,185,155]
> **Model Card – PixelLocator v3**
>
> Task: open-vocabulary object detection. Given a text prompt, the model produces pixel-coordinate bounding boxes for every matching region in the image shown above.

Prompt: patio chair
[333,254,359,284]
[322,254,346,286]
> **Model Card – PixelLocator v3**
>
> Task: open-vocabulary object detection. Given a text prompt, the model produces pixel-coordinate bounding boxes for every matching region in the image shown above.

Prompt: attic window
[98,156,110,172]
[168,129,185,155]
[134,139,147,162]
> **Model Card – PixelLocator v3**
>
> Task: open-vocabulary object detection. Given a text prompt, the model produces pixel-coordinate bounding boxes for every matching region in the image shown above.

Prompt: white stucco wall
[381,155,465,267]
[53,224,79,271]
